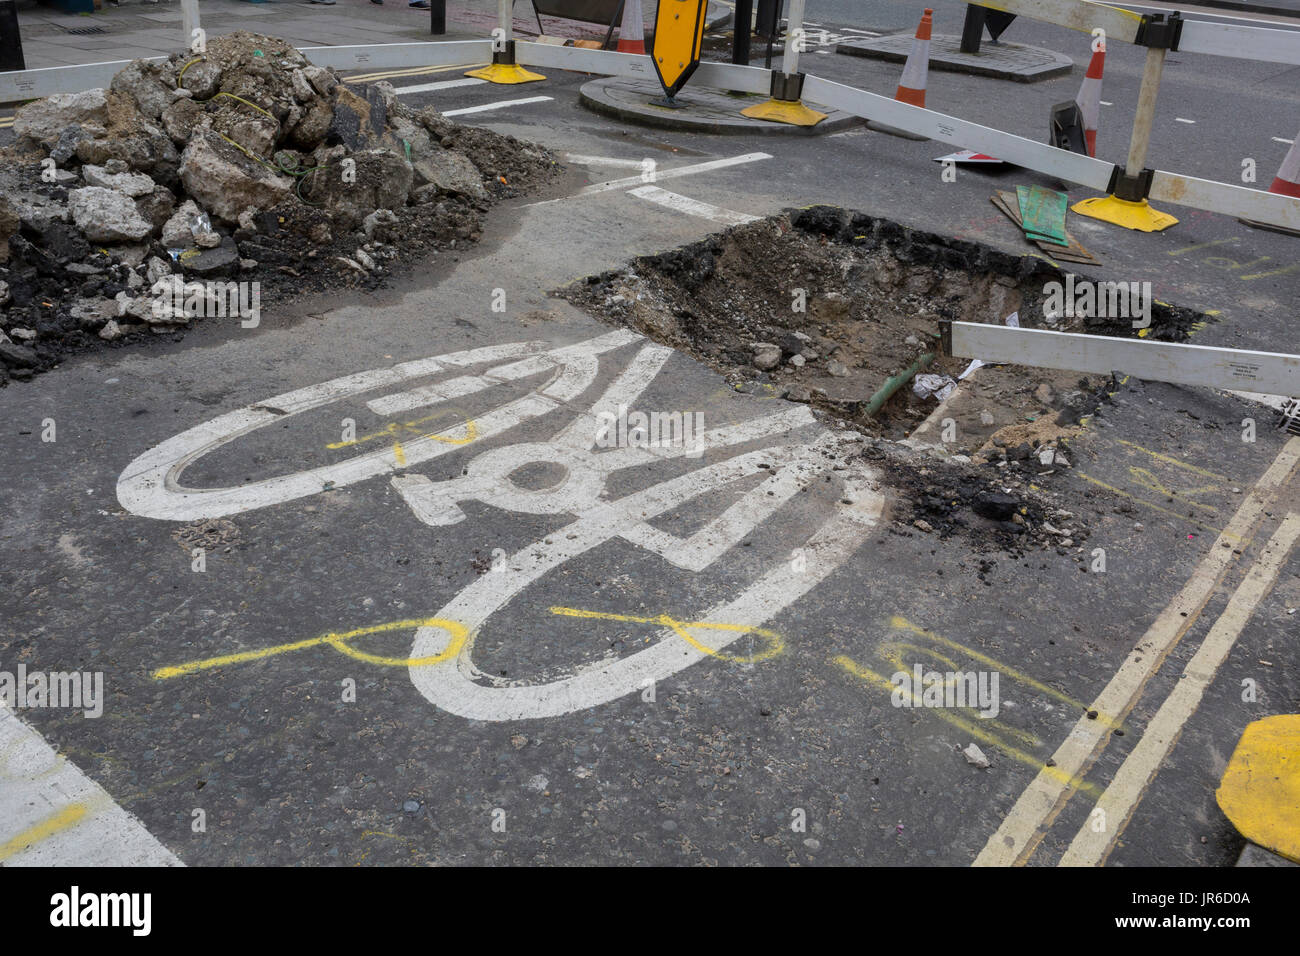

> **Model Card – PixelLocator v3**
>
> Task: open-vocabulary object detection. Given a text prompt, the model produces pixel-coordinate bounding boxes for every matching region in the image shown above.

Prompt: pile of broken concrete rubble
[0,31,557,383]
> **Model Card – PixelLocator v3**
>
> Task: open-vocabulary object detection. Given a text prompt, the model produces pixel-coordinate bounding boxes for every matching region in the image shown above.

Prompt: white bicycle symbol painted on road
[118,330,884,721]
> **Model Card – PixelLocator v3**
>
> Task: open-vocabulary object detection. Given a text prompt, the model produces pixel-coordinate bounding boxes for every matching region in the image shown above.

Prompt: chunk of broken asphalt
[973,492,1018,522]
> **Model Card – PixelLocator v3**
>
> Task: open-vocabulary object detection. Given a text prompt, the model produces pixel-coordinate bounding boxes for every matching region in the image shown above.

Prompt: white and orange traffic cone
[870,8,932,139]
[1075,42,1105,157]
[895,8,932,107]
[616,0,645,54]
[1242,130,1300,235]
[1268,131,1300,198]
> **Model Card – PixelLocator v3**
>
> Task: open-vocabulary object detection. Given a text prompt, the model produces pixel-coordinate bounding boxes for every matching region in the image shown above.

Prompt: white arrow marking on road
[628,185,761,226]
[563,154,654,169]
[443,96,552,117]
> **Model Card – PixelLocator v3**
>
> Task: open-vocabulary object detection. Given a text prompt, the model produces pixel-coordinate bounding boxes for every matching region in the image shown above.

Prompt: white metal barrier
[971,0,1300,66]
[0,40,493,102]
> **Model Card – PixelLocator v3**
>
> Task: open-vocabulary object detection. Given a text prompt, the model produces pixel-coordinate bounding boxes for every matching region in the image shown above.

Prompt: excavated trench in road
[563,204,1209,559]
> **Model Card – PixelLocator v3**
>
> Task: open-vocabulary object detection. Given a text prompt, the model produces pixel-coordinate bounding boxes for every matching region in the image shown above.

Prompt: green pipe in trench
[863,352,935,418]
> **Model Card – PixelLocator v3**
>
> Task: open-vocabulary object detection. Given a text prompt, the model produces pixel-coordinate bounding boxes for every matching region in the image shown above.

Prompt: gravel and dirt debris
[858,435,1100,561]
[561,204,1205,446]
[0,31,561,385]
[563,204,1208,553]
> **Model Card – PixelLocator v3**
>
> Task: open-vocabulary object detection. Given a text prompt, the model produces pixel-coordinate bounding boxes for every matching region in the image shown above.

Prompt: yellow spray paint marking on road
[1165,236,1298,282]
[834,655,1103,799]
[549,606,784,664]
[152,618,469,680]
[1128,468,1222,514]
[1074,437,1243,539]
[1072,472,1238,540]
[877,640,1042,750]
[326,410,478,451]
[890,617,1121,729]
[1117,440,1226,481]
[0,802,89,863]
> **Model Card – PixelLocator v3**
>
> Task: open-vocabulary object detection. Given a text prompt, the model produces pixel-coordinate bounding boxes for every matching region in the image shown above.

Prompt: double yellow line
[344,61,485,85]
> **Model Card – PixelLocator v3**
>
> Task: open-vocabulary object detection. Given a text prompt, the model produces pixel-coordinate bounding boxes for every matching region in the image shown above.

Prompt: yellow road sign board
[651,0,708,98]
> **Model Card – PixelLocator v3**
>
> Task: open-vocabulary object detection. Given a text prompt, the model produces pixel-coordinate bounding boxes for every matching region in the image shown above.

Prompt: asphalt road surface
[1,6,1298,868]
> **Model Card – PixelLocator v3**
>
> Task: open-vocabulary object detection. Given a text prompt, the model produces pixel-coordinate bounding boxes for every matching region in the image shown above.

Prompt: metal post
[467,0,544,83]
[739,0,825,124]
[762,0,782,69]
[733,0,753,65]
[0,1,25,73]
[959,7,986,55]
[430,0,446,36]
[1125,46,1165,177]
[180,0,200,50]
[498,0,513,46]
[783,0,805,76]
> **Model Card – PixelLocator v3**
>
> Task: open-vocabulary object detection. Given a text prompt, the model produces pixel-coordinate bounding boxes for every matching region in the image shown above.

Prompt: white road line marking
[840,27,882,35]
[564,153,651,169]
[395,77,487,95]
[442,95,552,117]
[1175,117,1196,124]
[529,153,773,205]
[1227,389,1293,412]
[1274,137,1295,145]
[628,185,761,225]
[0,708,180,866]
[1100,100,1113,106]
[1059,512,1300,867]
[974,436,1300,867]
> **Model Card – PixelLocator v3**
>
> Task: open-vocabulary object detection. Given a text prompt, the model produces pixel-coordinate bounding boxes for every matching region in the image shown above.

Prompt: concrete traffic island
[578,76,864,135]
[837,33,1074,83]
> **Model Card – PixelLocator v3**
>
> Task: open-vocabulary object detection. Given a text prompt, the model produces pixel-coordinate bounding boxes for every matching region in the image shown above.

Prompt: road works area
[1,1,1298,870]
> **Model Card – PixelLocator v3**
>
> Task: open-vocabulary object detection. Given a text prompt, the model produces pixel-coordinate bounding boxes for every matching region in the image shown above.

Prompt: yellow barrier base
[740,98,827,127]
[1216,715,1300,863]
[1071,195,1178,232]
[466,62,546,85]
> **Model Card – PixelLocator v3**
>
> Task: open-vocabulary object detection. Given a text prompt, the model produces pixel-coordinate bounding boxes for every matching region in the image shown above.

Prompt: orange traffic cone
[1075,42,1105,157]
[870,8,931,139]
[617,0,646,54]
[1242,130,1300,235]
[895,9,932,107]
[1268,131,1300,198]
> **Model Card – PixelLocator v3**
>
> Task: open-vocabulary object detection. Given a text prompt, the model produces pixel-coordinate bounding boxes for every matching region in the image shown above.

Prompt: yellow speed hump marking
[1217,714,1300,863]
[651,0,709,97]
